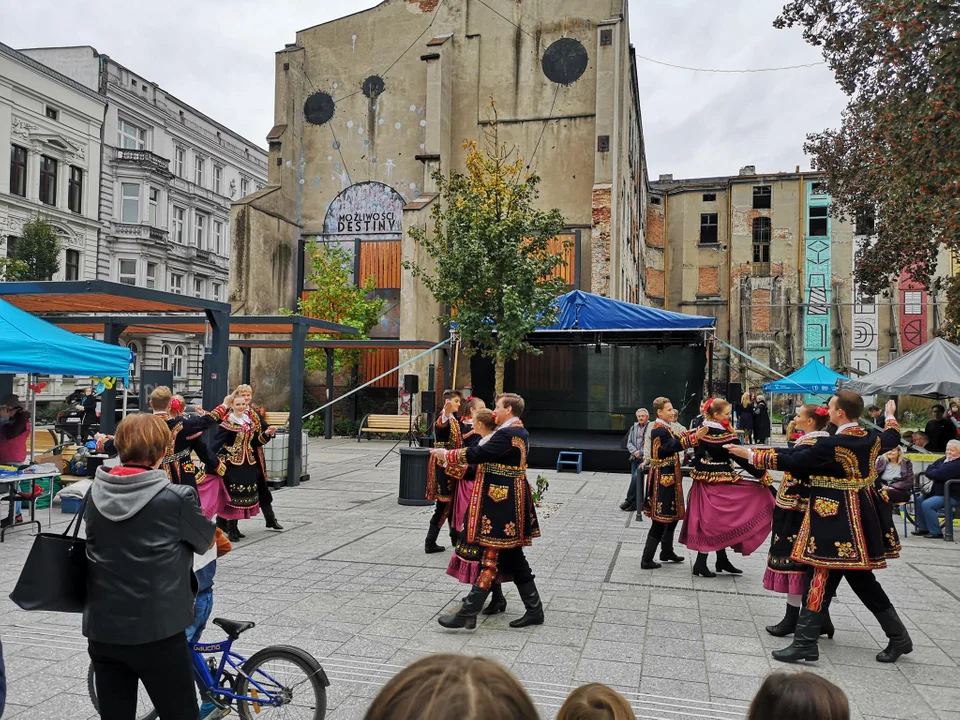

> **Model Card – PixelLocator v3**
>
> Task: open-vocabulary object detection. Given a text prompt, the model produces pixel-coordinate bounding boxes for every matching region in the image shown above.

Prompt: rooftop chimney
[739,165,756,176]
[658,173,673,182]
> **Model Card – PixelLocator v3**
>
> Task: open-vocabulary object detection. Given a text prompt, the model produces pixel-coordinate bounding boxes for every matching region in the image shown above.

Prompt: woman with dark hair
[752,395,772,445]
[747,673,849,720]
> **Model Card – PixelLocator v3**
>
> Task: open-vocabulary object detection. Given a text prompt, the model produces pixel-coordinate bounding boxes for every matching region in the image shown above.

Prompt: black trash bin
[398,446,433,506]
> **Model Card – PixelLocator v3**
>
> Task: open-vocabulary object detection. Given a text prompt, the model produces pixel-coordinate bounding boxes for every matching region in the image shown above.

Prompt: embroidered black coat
[642,421,696,523]
[691,424,770,485]
[752,420,901,570]
[210,410,273,511]
[446,424,540,550]
[427,414,464,502]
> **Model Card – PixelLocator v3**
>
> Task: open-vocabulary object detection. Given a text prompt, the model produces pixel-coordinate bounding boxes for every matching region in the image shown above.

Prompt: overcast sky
[4,0,847,179]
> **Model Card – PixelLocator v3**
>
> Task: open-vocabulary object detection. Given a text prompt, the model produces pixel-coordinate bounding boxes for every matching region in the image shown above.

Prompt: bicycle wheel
[236,645,328,720]
[88,662,159,720]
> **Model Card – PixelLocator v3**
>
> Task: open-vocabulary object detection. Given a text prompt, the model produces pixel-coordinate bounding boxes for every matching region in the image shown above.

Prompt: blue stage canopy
[0,298,132,378]
[762,358,849,395]
[539,290,715,332]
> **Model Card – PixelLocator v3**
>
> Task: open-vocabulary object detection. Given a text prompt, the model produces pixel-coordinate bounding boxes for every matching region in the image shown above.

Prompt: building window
[702,193,716,202]
[699,213,719,244]
[809,206,829,237]
[752,217,771,263]
[39,155,58,206]
[856,208,875,235]
[118,120,146,150]
[195,213,206,248]
[146,262,157,289]
[194,277,203,298]
[169,272,183,294]
[173,345,185,378]
[45,106,59,121]
[172,206,185,243]
[10,145,27,197]
[175,147,185,178]
[240,178,248,197]
[752,185,772,209]
[68,166,83,214]
[811,182,828,196]
[214,166,222,194]
[213,220,223,255]
[160,344,171,371]
[6,236,17,259]
[650,197,661,205]
[65,249,80,280]
[212,282,221,302]
[148,187,160,227]
[127,341,141,378]
[118,258,137,285]
[120,183,140,223]
[194,156,204,186]
[904,291,923,315]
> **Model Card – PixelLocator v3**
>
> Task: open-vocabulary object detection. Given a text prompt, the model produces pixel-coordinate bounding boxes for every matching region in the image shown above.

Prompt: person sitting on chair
[912,439,960,539]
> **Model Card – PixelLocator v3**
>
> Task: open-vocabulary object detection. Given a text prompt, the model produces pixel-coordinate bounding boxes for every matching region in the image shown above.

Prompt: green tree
[774,2,959,302]
[0,257,28,280]
[282,240,386,375]
[406,123,570,395]
[12,217,61,281]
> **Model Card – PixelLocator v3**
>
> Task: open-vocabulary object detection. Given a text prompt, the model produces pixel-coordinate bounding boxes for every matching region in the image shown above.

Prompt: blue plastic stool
[556,451,583,473]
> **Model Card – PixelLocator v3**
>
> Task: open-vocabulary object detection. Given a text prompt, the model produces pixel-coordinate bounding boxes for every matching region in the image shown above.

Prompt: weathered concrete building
[232,0,647,406]
[648,167,953,393]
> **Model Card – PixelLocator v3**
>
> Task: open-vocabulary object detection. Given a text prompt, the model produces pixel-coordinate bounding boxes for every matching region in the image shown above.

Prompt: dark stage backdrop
[471,344,706,433]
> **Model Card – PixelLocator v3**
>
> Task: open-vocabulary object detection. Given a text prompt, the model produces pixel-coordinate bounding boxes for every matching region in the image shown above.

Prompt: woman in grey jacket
[84,413,215,720]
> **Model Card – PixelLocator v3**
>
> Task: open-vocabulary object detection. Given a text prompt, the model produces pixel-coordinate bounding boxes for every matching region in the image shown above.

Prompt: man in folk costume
[425,390,465,554]
[641,397,703,570]
[430,393,542,630]
[727,392,911,664]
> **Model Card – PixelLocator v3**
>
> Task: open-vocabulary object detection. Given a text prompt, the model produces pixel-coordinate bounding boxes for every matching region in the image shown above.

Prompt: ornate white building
[21,45,268,391]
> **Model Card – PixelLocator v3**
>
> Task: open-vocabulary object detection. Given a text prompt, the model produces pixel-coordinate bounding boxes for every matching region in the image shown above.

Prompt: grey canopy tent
[839,337,960,398]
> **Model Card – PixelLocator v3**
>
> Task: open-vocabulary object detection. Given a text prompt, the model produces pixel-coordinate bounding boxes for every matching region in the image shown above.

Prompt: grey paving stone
[639,676,712,702]
[575,658,643,687]
[703,633,766,656]
[582,638,645,665]
[705,650,771,677]
[707,672,766,702]
[642,654,708,683]
[518,642,581,667]
[915,684,960,712]
[642,635,705,660]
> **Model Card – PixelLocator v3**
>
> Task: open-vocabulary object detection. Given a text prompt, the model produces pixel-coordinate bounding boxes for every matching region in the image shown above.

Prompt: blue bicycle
[88,617,330,719]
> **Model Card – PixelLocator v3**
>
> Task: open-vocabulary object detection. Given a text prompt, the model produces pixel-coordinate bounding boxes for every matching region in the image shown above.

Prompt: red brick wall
[698,266,720,296]
[591,187,612,296]
[646,268,664,299]
[647,203,665,248]
[752,289,772,332]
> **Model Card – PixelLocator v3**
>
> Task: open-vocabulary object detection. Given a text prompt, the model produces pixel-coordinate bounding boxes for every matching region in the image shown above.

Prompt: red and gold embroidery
[813,497,840,518]
[834,541,856,559]
[752,448,779,470]
[504,522,517,537]
[488,484,510,502]
[480,515,493,535]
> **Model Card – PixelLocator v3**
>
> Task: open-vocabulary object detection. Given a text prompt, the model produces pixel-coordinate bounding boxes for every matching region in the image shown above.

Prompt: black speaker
[727,382,743,402]
[403,374,419,394]
[420,391,436,411]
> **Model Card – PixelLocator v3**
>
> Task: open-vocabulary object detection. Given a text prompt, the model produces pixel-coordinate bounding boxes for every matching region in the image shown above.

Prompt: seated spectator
[875,446,915,504]
[363,654,538,720]
[911,431,929,450]
[556,683,636,720]
[84,413,216,720]
[912,439,960,539]
[925,404,956,452]
[748,672,849,720]
[867,405,883,425]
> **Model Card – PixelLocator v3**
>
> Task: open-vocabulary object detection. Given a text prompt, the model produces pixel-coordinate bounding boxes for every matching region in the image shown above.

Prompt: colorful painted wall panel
[803,181,832,370]
[850,236,879,374]
[898,270,927,352]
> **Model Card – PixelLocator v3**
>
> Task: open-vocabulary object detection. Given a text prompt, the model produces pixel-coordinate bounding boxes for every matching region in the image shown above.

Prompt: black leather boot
[821,610,835,639]
[874,607,913,662]
[438,585,489,629]
[659,523,685,563]
[765,603,800,636]
[692,552,716,578]
[216,516,228,532]
[425,521,445,554]
[482,583,507,616]
[772,607,824,663]
[715,549,743,574]
[509,580,545,628]
[641,532,662,570]
[262,503,284,531]
[227,520,242,543]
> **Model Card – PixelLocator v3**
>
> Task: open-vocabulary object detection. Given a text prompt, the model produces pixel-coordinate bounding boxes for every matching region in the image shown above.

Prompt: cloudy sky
[5,0,848,179]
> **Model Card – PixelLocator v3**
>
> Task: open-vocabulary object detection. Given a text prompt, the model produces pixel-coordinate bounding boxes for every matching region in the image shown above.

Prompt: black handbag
[10,493,89,613]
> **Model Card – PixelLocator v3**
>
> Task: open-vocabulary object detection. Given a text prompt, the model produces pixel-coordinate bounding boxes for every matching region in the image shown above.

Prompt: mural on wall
[803,182,832,370]
[898,270,927,352]
[850,236,879,374]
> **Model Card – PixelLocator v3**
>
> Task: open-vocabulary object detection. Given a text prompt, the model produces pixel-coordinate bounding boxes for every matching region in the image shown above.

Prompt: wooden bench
[31,428,59,454]
[357,414,420,441]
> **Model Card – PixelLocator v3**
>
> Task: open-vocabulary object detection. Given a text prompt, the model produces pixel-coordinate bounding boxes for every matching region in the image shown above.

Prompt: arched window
[160,344,171,371]
[126,341,141,378]
[173,345,185,378]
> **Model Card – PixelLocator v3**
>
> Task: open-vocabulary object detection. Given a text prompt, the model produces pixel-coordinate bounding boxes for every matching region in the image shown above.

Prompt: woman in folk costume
[211,394,277,542]
[764,404,835,638]
[446,407,510,616]
[679,398,776,578]
[236,384,283,531]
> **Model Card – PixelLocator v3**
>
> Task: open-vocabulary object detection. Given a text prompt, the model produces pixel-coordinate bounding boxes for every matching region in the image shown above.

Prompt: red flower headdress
[814,405,829,417]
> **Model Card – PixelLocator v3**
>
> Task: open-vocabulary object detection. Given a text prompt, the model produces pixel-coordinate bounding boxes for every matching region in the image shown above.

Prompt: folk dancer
[425,390,465,554]
[641,397,703,570]
[727,393,911,664]
[680,398,776,578]
[235,384,283,531]
[763,404,834,638]
[210,394,278,542]
[430,394,542,630]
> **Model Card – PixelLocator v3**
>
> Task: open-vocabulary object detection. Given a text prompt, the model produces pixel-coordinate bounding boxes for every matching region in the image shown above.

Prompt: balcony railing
[113,223,169,243]
[115,148,173,176]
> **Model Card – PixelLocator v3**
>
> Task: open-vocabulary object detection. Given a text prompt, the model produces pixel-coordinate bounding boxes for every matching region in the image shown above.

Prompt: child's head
[747,673,849,720]
[796,403,830,432]
[703,398,731,423]
[556,683,636,720]
[466,396,486,419]
[472,409,497,436]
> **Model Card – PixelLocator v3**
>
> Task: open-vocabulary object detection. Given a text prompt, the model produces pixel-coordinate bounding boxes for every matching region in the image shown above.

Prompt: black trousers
[80,413,96,442]
[805,566,893,614]
[89,633,199,720]
[256,475,273,507]
[430,500,450,529]
[649,519,678,543]
[478,546,536,589]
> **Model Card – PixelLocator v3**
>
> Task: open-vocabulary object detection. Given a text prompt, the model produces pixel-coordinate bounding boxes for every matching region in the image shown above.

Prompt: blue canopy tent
[762,358,849,396]
[540,290,716,332]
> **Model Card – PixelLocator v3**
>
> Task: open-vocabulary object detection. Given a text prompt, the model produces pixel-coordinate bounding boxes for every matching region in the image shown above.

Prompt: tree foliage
[406,122,570,395]
[13,217,60,280]
[0,257,28,281]
[775,1,960,298]
[283,241,386,375]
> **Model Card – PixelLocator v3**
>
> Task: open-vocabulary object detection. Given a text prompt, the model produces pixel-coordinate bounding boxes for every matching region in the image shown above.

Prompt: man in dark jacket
[85,413,215,720]
[924,404,957,452]
[79,386,98,442]
[912,439,960,538]
[620,408,649,512]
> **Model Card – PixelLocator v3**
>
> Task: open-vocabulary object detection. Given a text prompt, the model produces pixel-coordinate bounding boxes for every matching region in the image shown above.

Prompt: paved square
[2,438,959,719]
